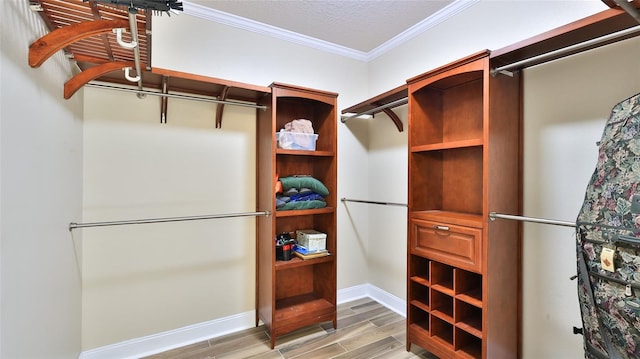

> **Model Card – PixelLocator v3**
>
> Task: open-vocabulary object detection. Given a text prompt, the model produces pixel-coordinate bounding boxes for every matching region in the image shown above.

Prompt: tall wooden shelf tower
[406,51,521,358]
[256,83,338,349]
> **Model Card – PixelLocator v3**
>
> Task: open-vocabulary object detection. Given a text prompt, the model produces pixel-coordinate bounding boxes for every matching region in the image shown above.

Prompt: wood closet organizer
[325,6,640,359]
[406,51,520,359]
[256,83,338,348]
[336,7,640,359]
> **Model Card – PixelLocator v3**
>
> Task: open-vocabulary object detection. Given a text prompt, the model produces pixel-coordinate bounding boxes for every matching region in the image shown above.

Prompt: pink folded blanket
[283,119,314,134]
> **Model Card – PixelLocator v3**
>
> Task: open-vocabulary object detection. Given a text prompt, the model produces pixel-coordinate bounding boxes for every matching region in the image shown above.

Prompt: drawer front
[411,219,481,272]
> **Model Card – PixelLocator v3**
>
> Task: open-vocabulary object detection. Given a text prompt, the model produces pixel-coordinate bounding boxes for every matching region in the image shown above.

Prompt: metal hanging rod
[69,210,270,231]
[85,82,268,110]
[340,97,408,123]
[491,24,640,76]
[341,198,407,207]
[489,212,575,228]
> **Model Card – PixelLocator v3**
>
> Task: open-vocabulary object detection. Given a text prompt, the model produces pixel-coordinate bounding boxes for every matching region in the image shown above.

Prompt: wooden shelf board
[410,299,430,313]
[430,333,454,349]
[151,67,271,101]
[275,254,333,270]
[274,294,334,322]
[410,275,430,287]
[271,82,338,100]
[275,207,335,217]
[456,290,483,308]
[276,149,334,156]
[490,8,640,70]
[341,84,408,115]
[457,345,482,359]
[431,309,454,324]
[89,66,270,103]
[411,139,483,152]
[431,283,455,296]
[456,319,483,339]
[410,210,483,228]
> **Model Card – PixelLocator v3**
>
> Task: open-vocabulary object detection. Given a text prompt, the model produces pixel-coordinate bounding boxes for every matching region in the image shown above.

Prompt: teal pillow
[279,176,329,196]
[278,200,327,211]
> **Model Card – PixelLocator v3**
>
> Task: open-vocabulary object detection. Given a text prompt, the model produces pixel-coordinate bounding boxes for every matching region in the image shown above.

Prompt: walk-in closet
[3,1,640,358]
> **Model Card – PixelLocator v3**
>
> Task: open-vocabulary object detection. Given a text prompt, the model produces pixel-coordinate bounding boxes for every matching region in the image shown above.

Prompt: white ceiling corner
[182,0,480,62]
[366,0,480,60]
[183,1,370,61]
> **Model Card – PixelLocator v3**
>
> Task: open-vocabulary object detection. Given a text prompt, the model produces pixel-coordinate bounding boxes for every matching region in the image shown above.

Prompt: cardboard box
[296,229,327,252]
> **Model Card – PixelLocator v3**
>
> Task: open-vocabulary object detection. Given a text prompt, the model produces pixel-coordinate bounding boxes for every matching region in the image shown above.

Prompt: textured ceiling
[186,0,456,53]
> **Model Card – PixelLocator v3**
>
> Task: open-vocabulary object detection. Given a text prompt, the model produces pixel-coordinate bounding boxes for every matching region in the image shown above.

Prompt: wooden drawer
[410,219,481,272]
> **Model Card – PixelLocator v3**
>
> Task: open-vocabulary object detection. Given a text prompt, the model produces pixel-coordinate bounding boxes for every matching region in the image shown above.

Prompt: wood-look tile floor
[144,298,437,359]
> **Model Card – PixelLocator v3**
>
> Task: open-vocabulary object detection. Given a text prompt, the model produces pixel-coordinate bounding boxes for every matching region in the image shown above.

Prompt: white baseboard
[78,311,255,359]
[337,283,406,317]
[79,284,406,359]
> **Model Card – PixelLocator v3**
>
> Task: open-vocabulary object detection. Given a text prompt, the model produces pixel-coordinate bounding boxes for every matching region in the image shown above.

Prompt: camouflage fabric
[576,92,640,359]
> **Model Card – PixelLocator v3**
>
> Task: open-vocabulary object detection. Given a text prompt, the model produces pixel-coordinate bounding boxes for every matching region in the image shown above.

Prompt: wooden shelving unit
[256,83,338,348]
[490,7,640,71]
[406,51,521,358]
[340,84,408,132]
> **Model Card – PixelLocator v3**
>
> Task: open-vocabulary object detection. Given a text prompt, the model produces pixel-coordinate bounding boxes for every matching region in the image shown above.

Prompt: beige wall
[81,89,259,348]
[521,36,640,358]
[365,105,408,299]
[1,1,84,358]
[78,0,638,357]
[6,0,636,357]
[367,1,607,96]
[81,8,373,350]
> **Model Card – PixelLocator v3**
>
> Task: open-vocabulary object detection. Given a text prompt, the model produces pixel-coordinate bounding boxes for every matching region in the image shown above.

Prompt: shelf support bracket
[380,107,404,132]
[29,19,129,68]
[215,86,230,128]
[63,60,137,99]
[160,76,169,124]
[341,97,408,132]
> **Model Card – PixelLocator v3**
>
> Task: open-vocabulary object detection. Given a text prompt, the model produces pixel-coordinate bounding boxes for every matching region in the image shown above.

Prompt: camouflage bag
[576,92,640,359]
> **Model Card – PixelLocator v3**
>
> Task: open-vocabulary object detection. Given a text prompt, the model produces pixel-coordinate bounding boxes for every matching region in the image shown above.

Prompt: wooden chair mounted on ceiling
[28,18,143,100]
[29,19,140,96]
[28,0,150,99]
[27,0,268,127]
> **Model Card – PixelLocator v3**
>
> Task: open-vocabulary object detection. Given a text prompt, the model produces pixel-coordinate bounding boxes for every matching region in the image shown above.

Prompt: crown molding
[183,1,370,61]
[367,0,481,61]
[182,0,479,62]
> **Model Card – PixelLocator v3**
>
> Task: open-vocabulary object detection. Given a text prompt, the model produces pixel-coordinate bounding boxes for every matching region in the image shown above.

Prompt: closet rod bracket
[490,69,515,77]
[340,97,408,124]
